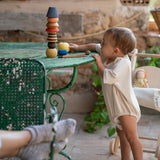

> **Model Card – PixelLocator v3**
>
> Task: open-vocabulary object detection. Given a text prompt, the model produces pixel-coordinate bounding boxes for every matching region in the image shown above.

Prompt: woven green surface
[0,42,95,69]
[0,58,46,130]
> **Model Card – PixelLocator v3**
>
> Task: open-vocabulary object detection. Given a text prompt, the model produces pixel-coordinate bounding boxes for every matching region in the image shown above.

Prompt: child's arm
[69,43,97,52]
[91,54,105,78]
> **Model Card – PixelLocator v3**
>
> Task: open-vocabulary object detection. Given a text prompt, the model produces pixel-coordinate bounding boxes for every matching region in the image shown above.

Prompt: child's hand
[91,54,103,65]
[91,54,105,77]
[69,43,80,52]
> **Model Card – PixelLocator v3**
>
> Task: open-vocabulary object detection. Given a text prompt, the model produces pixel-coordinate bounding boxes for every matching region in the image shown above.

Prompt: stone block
[0,12,83,33]
[59,14,83,33]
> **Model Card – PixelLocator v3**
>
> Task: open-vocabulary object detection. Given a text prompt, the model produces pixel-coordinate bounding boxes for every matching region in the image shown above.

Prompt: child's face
[101,35,115,59]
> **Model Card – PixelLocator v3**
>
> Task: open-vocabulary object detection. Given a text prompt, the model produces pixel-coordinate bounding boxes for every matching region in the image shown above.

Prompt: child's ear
[114,47,121,55]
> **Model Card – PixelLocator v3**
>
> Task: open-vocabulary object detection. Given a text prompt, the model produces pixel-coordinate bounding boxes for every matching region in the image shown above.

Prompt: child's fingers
[69,45,75,52]
[91,54,99,59]
[69,43,74,47]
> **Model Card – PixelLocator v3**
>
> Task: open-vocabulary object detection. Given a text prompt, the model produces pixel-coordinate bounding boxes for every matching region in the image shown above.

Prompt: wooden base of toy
[155,132,160,159]
[110,134,160,159]
[109,136,120,154]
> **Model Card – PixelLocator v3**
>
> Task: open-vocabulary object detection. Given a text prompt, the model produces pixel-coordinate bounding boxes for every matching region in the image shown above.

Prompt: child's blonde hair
[104,27,136,55]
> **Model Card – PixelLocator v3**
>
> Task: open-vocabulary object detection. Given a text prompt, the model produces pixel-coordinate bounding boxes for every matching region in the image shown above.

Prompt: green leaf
[92,63,98,72]
[156,47,160,54]
[85,123,96,133]
[94,101,105,106]
[94,106,101,112]
[91,112,100,121]
[150,46,156,53]
[107,127,116,137]
[92,77,102,87]
[90,73,95,79]
[142,50,146,53]
[100,112,108,121]
[84,114,91,122]
[96,123,103,129]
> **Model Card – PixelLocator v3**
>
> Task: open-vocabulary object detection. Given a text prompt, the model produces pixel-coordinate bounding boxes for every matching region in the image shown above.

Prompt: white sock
[25,118,76,145]
[55,118,76,141]
[17,139,68,160]
[25,123,54,145]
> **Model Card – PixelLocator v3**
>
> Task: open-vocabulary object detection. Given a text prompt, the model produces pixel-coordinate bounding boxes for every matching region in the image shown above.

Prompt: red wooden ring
[46,28,59,33]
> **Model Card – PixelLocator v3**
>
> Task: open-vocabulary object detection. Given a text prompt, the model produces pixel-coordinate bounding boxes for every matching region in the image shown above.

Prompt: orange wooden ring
[46,22,59,29]
[47,17,59,23]
[46,28,59,33]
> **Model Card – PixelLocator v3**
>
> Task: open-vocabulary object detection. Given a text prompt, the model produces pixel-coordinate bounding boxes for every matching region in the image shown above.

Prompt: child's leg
[0,130,31,157]
[0,119,76,158]
[116,127,132,160]
[119,115,143,160]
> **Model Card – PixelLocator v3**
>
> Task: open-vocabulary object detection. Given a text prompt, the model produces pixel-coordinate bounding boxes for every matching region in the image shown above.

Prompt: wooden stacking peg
[46,7,59,58]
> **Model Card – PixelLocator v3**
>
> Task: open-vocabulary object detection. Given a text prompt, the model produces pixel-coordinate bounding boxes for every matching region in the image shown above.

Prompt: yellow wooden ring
[58,42,70,52]
[46,48,57,58]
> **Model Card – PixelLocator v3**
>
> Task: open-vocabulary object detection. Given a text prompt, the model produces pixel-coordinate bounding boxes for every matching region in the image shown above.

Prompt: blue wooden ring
[58,49,68,55]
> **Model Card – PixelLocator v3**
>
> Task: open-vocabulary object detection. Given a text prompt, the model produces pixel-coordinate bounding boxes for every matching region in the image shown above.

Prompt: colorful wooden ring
[48,36,57,39]
[58,49,68,55]
[48,32,56,35]
[46,48,57,58]
[46,22,59,29]
[48,34,57,37]
[47,39,58,42]
[47,37,57,40]
[48,42,56,48]
[47,18,59,23]
[58,42,70,52]
[46,28,59,33]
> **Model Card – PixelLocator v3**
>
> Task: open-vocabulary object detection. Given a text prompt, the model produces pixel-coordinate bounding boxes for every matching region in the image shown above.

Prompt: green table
[0,42,95,68]
[0,42,95,119]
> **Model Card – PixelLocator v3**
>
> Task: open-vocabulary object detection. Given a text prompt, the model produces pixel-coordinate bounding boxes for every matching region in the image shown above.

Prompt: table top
[0,42,95,68]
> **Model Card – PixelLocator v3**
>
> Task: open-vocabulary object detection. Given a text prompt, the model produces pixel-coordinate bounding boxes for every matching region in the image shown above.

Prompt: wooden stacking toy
[46,7,59,57]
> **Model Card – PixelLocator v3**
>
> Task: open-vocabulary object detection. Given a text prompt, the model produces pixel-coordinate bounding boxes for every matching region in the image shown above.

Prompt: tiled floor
[55,114,160,160]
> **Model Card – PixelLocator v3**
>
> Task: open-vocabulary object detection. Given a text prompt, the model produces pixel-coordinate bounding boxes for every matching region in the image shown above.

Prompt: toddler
[70,27,142,160]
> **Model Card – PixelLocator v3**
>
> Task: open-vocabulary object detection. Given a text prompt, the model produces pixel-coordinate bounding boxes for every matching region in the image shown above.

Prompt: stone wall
[0,0,159,51]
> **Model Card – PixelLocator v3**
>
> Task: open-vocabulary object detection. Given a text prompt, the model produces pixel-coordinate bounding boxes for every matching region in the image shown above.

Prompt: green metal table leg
[59,151,74,160]
[47,66,78,160]
[49,92,65,121]
[47,66,78,93]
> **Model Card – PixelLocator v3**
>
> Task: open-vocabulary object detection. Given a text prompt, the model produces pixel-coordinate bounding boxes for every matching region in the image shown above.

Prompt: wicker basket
[151,8,160,33]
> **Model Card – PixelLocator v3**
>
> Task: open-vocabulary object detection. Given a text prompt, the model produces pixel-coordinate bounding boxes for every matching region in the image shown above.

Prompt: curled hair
[104,27,136,55]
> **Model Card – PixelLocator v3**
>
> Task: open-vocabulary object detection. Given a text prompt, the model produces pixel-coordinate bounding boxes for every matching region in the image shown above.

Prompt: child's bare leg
[0,130,31,157]
[119,115,143,160]
[116,127,132,160]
